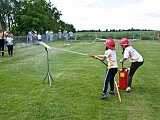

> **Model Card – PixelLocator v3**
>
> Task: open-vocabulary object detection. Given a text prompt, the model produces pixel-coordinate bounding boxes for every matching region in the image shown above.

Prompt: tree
[1,0,76,35]
[0,0,13,29]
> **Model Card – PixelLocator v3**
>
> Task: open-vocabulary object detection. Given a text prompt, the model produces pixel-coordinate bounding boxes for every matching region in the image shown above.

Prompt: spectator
[6,30,14,57]
[69,31,73,40]
[63,30,68,40]
[46,29,50,42]
[0,27,7,56]
[4,31,8,50]
[49,30,53,41]
[46,30,48,41]
[37,32,42,42]
[157,34,160,42]
[58,30,62,40]
[28,30,33,44]
[32,30,38,43]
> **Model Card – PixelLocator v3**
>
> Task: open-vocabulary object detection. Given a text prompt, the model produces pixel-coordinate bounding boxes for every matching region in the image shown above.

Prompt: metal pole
[42,47,54,86]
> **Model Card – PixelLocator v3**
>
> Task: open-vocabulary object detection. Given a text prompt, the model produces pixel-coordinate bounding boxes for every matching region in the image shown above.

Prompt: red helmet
[105,38,115,50]
[120,38,130,46]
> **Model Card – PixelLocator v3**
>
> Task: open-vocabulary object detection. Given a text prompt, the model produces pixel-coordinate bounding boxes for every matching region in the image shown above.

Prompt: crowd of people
[27,29,75,44]
[0,27,75,57]
[45,29,74,42]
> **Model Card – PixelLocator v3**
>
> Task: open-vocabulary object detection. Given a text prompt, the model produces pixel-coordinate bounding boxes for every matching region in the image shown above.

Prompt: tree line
[0,0,76,35]
[78,27,155,32]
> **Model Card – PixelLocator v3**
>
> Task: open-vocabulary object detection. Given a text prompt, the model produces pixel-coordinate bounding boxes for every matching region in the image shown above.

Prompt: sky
[51,0,160,31]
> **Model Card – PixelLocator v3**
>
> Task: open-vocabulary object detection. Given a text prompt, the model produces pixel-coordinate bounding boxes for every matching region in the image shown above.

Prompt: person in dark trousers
[6,30,14,57]
[0,27,7,56]
[92,38,118,100]
[119,38,144,92]
[157,34,160,42]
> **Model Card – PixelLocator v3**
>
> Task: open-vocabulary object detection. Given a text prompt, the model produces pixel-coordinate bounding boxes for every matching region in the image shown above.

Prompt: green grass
[0,40,160,120]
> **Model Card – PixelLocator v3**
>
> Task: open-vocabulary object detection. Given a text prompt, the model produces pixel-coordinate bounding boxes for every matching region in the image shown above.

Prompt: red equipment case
[118,63,129,90]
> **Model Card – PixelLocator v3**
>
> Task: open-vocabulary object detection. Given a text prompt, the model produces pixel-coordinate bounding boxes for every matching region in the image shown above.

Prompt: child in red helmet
[92,38,118,100]
[119,38,144,92]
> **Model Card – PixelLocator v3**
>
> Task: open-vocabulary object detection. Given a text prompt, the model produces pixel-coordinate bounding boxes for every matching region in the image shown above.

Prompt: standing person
[46,29,49,41]
[28,30,33,44]
[119,38,144,92]
[92,38,118,100]
[6,30,14,57]
[37,32,42,42]
[46,29,50,42]
[157,34,160,42]
[58,30,62,40]
[49,30,53,41]
[0,27,7,56]
[63,30,67,40]
[69,31,73,40]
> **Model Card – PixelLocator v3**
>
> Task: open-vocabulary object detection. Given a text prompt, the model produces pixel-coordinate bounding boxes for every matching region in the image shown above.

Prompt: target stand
[42,46,54,86]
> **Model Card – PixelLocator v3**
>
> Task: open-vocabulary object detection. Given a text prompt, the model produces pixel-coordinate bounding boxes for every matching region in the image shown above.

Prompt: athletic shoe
[99,93,107,100]
[126,87,131,92]
[108,91,115,95]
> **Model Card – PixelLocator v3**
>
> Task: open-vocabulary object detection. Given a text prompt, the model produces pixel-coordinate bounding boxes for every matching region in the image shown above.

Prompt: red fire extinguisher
[118,63,129,90]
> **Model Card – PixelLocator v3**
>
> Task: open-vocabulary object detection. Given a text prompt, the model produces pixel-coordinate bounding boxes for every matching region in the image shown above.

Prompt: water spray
[52,47,88,56]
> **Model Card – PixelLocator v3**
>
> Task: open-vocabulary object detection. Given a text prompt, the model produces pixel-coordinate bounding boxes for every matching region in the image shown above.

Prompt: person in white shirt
[92,38,118,100]
[119,38,144,92]
[28,30,34,44]
[46,29,50,42]
[6,30,14,57]
[37,33,42,42]
[58,30,62,40]
[69,31,73,39]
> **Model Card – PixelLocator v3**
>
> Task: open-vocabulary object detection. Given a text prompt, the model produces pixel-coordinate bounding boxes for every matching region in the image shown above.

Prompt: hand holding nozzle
[88,55,108,66]
[88,55,98,59]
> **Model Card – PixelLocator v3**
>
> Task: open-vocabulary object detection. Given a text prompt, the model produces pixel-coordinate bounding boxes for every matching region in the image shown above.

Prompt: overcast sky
[51,0,160,31]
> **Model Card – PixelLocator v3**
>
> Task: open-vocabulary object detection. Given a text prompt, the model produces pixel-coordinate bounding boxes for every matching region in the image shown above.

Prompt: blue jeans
[103,68,118,93]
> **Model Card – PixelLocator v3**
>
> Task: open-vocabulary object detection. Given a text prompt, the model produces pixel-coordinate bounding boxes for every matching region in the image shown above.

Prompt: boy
[92,38,118,100]
[119,38,144,92]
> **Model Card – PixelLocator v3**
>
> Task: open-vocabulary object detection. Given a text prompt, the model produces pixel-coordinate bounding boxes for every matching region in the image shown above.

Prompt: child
[0,27,8,56]
[28,30,33,44]
[37,32,42,42]
[92,38,118,100]
[119,38,144,92]
[6,31,14,57]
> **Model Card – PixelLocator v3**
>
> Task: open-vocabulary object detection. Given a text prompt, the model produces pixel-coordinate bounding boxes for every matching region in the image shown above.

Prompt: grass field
[0,40,160,120]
